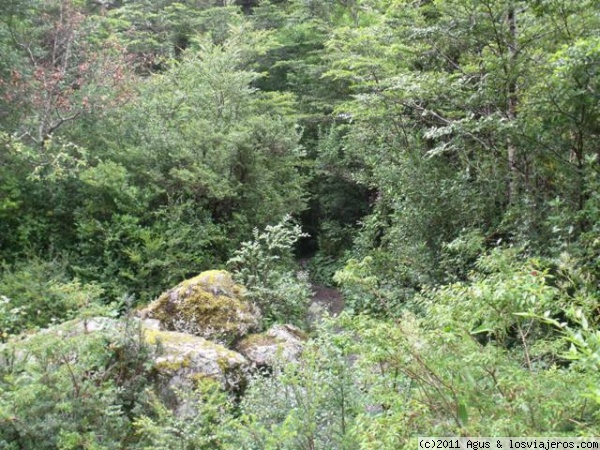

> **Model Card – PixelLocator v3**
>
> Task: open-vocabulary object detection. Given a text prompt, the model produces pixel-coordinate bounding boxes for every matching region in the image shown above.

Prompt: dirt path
[299,257,345,317]
[310,284,344,316]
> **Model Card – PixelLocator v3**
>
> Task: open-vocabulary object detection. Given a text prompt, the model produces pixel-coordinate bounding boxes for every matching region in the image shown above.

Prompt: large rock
[140,270,261,346]
[235,324,306,368]
[1,316,250,422]
[144,327,248,393]
[21,317,249,391]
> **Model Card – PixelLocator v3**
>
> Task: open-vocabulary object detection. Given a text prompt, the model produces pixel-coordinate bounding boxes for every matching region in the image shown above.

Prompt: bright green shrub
[135,379,234,450]
[228,215,312,326]
[74,201,231,303]
[232,328,361,450]
[0,258,104,338]
[233,248,600,448]
[336,313,599,442]
[333,254,410,317]
[425,248,565,353]
[0,317,156,450]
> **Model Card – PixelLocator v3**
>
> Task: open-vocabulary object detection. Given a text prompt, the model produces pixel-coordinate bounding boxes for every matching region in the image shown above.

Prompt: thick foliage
[134,380,234,450]
[0,317,156,449]
[0,0,598,447]
[0,258,105,338]
[235,251,600,448]
[228,215,312,327]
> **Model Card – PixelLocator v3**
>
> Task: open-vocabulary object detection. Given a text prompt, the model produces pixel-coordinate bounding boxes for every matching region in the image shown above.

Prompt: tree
[117,21,307,230]
[0,0,132,145]
[317,0,600,294]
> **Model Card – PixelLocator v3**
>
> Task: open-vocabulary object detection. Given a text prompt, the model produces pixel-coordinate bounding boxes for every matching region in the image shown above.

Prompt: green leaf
[457,402,469,426]
[470,324,492,334]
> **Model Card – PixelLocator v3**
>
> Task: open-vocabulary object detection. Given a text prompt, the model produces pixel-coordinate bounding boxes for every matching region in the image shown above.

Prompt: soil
[310,284,344,316]
[299,257,345,317]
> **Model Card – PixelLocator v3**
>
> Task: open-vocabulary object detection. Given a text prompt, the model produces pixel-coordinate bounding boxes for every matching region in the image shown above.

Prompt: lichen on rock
[140,270,261,346]
[235,324,306,368]
[145,327,248,394]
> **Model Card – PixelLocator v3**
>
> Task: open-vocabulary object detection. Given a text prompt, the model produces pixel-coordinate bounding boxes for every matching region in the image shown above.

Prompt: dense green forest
[0,0,599,448]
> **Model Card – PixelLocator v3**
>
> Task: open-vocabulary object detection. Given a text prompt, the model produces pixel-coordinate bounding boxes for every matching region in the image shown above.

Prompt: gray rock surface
[236,324,306,368]
[144,327,248,392]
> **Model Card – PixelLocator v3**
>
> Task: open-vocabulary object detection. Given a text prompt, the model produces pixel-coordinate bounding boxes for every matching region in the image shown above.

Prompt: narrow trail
[299,257,345,317]
[310,284,344,317]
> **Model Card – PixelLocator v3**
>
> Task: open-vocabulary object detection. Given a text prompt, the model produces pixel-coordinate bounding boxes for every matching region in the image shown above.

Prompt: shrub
[134,379,234,450]
[232,325,361,450]
[0,258,104,338]
[0,316,156,449]
[228,215,312,326]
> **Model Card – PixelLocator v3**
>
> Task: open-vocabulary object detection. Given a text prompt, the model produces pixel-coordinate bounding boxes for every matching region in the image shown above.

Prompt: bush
[232,248,600,448]
[73,201,233,304]
[0,258,104,338]
[0,316,156,449]
[134,379,234,450]
[228,215,312,326]
[334,312,599,440]
[333,254,409,317]
[232,325,361,450]
[307,252,343,287]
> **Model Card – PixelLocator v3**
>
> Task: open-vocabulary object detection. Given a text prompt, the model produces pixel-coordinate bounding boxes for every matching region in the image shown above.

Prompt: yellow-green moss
[143,327,244,360]
[155,355,191,372]
[144,270,259,344]
[190,373,210,385]
[236,333,278,354]
[216,356,230,372]
[143,328,199,346]
[178,270,246,298]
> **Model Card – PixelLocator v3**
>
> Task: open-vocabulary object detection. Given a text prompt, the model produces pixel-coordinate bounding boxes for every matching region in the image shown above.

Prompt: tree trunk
[507,2,519,204]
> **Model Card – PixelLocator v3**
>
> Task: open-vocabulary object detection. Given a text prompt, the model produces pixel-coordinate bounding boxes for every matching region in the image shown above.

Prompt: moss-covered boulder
[144,327,248,394]
[235,324,306,368]
[140,270,261,345]
[3,316,248,398]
